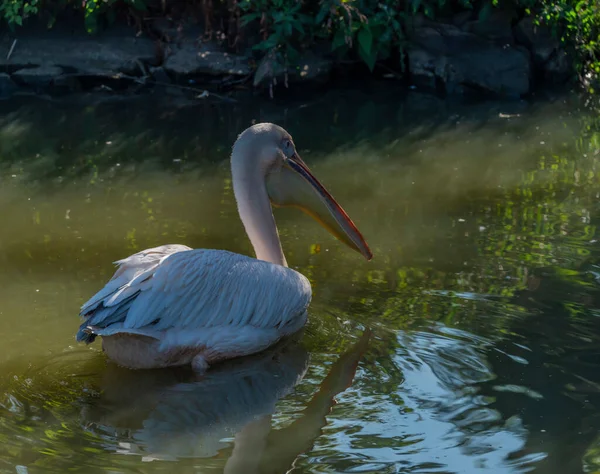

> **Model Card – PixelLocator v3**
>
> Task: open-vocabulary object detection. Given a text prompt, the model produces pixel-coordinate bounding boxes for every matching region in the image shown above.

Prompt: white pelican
[76,123,372,371]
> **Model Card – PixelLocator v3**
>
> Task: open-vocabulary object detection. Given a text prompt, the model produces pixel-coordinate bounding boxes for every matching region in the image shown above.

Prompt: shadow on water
[471,267,600,474]
[0,87,533,185]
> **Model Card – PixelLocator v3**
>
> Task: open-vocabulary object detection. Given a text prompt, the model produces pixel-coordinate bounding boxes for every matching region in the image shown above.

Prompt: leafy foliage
[532,0,600,86]
[0,0,147,32]
[313,0,406,72]
[239,0,312,60]
[0,0,597,84]
[236,0,599,82]
[0,0,38,27]
[80,0,146,33]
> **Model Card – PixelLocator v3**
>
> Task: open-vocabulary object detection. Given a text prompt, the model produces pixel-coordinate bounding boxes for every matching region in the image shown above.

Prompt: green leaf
[315,6,329,25]
[286,44,300,61]
[291,19,305,34]
[358,25,372,55]
[240,12,261,26]
[332,28,347,51]
[478,2,492,21]
[359,42,377,71]
[297,13,313,24]
[258,34,279,50]
[84,12,98,34]
[15,15,22,25]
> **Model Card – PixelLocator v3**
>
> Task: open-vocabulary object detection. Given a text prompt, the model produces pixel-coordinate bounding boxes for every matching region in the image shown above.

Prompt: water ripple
[301,325,545,473]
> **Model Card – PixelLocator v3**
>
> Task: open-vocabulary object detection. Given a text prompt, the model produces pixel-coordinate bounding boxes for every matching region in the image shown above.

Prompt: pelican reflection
[81,330,371,472]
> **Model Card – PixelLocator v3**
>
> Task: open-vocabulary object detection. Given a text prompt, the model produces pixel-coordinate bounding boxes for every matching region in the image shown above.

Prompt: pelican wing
[77,245,312,346]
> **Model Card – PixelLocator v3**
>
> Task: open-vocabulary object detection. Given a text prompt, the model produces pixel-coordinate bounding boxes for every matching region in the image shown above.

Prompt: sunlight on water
[0,90,600,473]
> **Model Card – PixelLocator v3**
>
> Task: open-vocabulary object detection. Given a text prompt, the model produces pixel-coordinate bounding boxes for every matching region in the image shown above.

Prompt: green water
[0,88,600,473]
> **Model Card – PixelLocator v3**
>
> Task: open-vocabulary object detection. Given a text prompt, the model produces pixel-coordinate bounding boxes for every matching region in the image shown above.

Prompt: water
[0,87,599,473]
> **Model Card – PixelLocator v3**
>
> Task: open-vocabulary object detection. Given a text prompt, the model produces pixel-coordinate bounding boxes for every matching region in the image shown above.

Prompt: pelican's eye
[283,139,294,157]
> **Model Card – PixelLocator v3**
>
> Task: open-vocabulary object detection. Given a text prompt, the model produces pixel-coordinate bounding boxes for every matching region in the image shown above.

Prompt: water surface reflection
[0,90,599,473]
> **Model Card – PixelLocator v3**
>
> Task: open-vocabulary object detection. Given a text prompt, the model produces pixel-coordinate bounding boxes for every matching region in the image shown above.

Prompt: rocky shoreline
[0,11,573,102]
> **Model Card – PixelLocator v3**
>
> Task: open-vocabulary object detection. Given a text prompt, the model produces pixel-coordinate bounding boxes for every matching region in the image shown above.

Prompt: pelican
[76,123,372,371]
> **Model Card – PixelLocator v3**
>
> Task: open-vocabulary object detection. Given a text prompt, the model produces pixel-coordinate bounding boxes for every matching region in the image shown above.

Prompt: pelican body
[77,123,372,371]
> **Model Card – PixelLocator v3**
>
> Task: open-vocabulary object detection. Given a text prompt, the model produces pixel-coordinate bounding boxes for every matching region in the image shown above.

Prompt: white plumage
[78,245,311,368]
[77,123,371,371]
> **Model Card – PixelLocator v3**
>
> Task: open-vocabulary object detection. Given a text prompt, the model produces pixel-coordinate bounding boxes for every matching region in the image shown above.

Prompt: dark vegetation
[1,0,599,89]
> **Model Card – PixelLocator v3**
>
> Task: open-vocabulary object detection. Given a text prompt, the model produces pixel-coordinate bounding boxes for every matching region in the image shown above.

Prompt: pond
[0,87,599,474]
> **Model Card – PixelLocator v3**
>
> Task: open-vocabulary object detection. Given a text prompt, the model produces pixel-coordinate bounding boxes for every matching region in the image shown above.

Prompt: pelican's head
[232,123,372,261]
